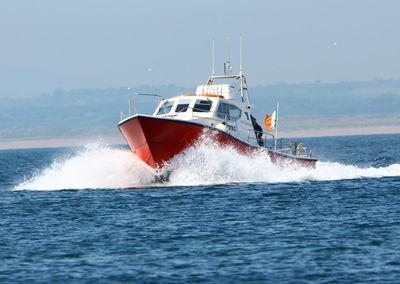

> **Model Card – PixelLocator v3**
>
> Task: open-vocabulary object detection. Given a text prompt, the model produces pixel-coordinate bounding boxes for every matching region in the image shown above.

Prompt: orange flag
[264,110,277,131]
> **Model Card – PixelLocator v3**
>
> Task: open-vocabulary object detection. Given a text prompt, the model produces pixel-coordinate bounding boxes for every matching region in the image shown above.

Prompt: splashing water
[14,139,400,190]
[165,139,400,186]
[15,145,155,190]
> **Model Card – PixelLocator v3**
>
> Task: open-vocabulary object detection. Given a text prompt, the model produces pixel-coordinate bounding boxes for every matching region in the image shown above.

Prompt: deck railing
[120,93,165,120]
[275,138,313,158]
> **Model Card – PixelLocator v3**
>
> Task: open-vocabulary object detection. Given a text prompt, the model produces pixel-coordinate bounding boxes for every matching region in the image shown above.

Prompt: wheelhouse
[154,93,247,125]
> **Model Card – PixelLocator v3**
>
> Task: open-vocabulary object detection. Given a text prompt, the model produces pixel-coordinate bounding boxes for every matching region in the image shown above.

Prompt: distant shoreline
[280,125,400,139]
[0,137,126,151]
[1,126,399,151]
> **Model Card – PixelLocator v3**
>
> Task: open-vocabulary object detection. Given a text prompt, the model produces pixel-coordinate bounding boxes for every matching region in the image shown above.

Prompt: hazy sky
[1,0,400,97]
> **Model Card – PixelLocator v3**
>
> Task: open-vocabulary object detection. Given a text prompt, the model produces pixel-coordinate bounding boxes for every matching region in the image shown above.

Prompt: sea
[1,134,400,283]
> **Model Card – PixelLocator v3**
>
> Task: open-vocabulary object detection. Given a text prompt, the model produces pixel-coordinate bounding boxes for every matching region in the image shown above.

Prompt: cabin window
[175,99,191,113]
[217,102,241,121]
[217,102,229,120]
[193,100,212,112]
[157,101,174,115]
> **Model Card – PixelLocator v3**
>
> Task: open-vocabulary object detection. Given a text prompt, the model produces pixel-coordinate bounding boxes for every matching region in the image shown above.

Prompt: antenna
[227,36,231,63]
[224,36,233,75]
[212,39,215,76]
[240,35,243,72]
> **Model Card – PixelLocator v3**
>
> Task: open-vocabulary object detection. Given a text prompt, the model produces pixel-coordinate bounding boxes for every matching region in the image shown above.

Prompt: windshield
[157,101,174,115]
[193,99,212,112]
[175,99,191,113]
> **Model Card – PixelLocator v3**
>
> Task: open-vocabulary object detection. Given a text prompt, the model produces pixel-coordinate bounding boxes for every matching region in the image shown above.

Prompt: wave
[14,145,155,190]
[165,138,400,186]
[14,140,400,190]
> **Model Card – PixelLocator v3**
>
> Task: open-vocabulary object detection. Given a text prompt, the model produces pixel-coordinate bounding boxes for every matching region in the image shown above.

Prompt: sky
[1,0,400,97]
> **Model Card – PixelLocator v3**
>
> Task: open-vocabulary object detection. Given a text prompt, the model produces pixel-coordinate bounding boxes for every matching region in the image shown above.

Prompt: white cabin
[153,83,259,146]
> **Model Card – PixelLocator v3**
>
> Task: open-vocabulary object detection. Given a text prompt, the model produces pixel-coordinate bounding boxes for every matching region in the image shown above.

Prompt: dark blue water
[1,134,400,283]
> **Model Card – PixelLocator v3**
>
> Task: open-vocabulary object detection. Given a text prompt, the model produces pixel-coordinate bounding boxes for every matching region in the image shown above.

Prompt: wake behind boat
[118,60,317,169]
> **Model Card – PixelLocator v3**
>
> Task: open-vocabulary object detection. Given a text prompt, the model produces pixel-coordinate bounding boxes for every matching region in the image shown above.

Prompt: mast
[206,37,251,106]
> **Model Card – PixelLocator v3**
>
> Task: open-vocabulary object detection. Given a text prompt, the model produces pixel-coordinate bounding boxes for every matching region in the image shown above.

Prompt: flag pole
[274,101,279,150]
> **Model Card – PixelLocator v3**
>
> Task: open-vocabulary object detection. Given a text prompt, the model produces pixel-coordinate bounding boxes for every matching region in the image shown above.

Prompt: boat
[118,61,317,169]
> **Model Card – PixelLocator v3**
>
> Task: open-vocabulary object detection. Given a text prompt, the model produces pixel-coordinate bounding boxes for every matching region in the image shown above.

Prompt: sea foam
[14,140,400,190]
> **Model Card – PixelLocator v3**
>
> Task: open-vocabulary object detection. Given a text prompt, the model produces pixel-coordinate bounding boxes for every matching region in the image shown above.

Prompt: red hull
[118,115,317,169]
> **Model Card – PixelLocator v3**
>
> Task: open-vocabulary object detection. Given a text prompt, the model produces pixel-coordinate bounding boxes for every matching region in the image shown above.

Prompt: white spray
[14,140,400,191]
